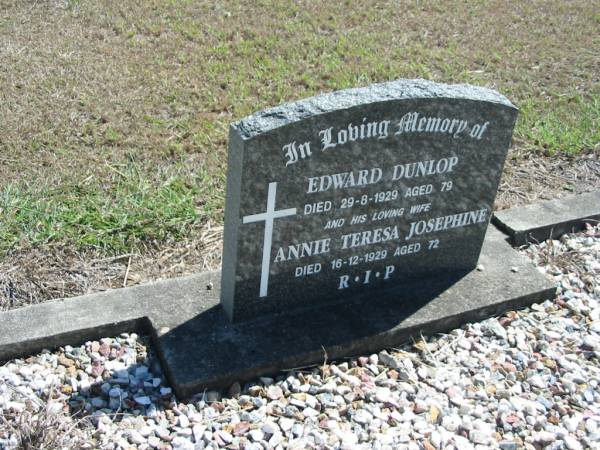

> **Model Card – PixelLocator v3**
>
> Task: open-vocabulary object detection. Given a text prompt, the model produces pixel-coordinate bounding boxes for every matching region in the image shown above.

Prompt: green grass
[0,164,223,254]
[518,94,600,154]
[0,0,598,256]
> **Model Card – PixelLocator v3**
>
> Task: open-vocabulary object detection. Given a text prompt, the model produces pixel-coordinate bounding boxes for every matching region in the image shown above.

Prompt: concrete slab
[0,271,218,361]
[493,191,600,246]
[0,225,555,398]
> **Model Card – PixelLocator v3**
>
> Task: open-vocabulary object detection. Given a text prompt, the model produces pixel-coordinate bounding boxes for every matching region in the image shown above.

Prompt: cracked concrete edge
[493,191,600,246]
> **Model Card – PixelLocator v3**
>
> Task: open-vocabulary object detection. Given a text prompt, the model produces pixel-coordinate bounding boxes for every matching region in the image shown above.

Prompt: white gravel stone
[441,414,461,432]
[90,397,105,408]
[46,401,63,415]
[353,409,373,425]
[215,430,233,444]
[177,414,190,428]
[160,386,172,396]
[147,435,161,448]
[266,384,283,400]
[172,436,194,450]
[484,318,508,339]
[528,375,546,389]
[564,415,582,432]
[268,431,283,446]
[279,417,295,432]
[244,444,262,450]
[563,435,583,450]
[535,431,556,445]
[457,338,472,350]
[261,420,279,435]
[155,425,171,440]
[248,429,264,442]
[303,406,319,418]
[453,435,475,450]
[127,429,146,445]
[108,387,122,398]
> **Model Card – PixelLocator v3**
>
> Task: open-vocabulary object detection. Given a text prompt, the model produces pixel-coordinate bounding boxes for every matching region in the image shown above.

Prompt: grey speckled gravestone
[222,79,518,322]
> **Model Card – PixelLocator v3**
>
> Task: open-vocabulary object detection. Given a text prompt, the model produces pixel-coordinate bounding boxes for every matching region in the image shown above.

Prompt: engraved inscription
[247,149,490,296]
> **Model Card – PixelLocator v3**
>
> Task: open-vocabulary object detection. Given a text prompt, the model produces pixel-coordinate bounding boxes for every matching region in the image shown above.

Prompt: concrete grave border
[493,191,600,246]
[1,192,597,398]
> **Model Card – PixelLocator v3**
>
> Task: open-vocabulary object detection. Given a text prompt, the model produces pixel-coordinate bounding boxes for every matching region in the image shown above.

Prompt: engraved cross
[242,182,296,297]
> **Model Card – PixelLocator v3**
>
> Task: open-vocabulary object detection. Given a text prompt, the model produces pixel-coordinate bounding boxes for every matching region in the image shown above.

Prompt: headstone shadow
[158,269,468,390]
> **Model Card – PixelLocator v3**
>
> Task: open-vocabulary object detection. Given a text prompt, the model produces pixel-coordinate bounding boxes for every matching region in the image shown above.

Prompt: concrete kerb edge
[492,191,600,246]
[493,216,600,247]
[171,280,557,399]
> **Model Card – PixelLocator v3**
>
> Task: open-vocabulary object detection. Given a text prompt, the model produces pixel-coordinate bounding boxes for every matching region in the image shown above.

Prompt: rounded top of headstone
[233,79,517,139]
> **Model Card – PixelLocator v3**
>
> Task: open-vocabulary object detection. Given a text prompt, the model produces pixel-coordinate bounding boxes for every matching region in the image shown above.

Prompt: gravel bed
[0,224,599,450]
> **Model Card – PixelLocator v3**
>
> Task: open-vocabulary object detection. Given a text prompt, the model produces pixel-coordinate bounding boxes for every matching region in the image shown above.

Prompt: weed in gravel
[0,386,93,450]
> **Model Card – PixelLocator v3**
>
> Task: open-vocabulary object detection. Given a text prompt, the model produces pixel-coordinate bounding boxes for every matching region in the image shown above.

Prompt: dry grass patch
[496,149,600,209]
[0,405,93,450]
[1,0,598,185]
[0,222,221,309]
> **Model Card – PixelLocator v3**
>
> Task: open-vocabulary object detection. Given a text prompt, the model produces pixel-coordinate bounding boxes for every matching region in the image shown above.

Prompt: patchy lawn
[0,0,598,304]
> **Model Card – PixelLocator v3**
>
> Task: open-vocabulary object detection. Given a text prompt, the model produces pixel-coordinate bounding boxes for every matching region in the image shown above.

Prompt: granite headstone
[221,79,517,322]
